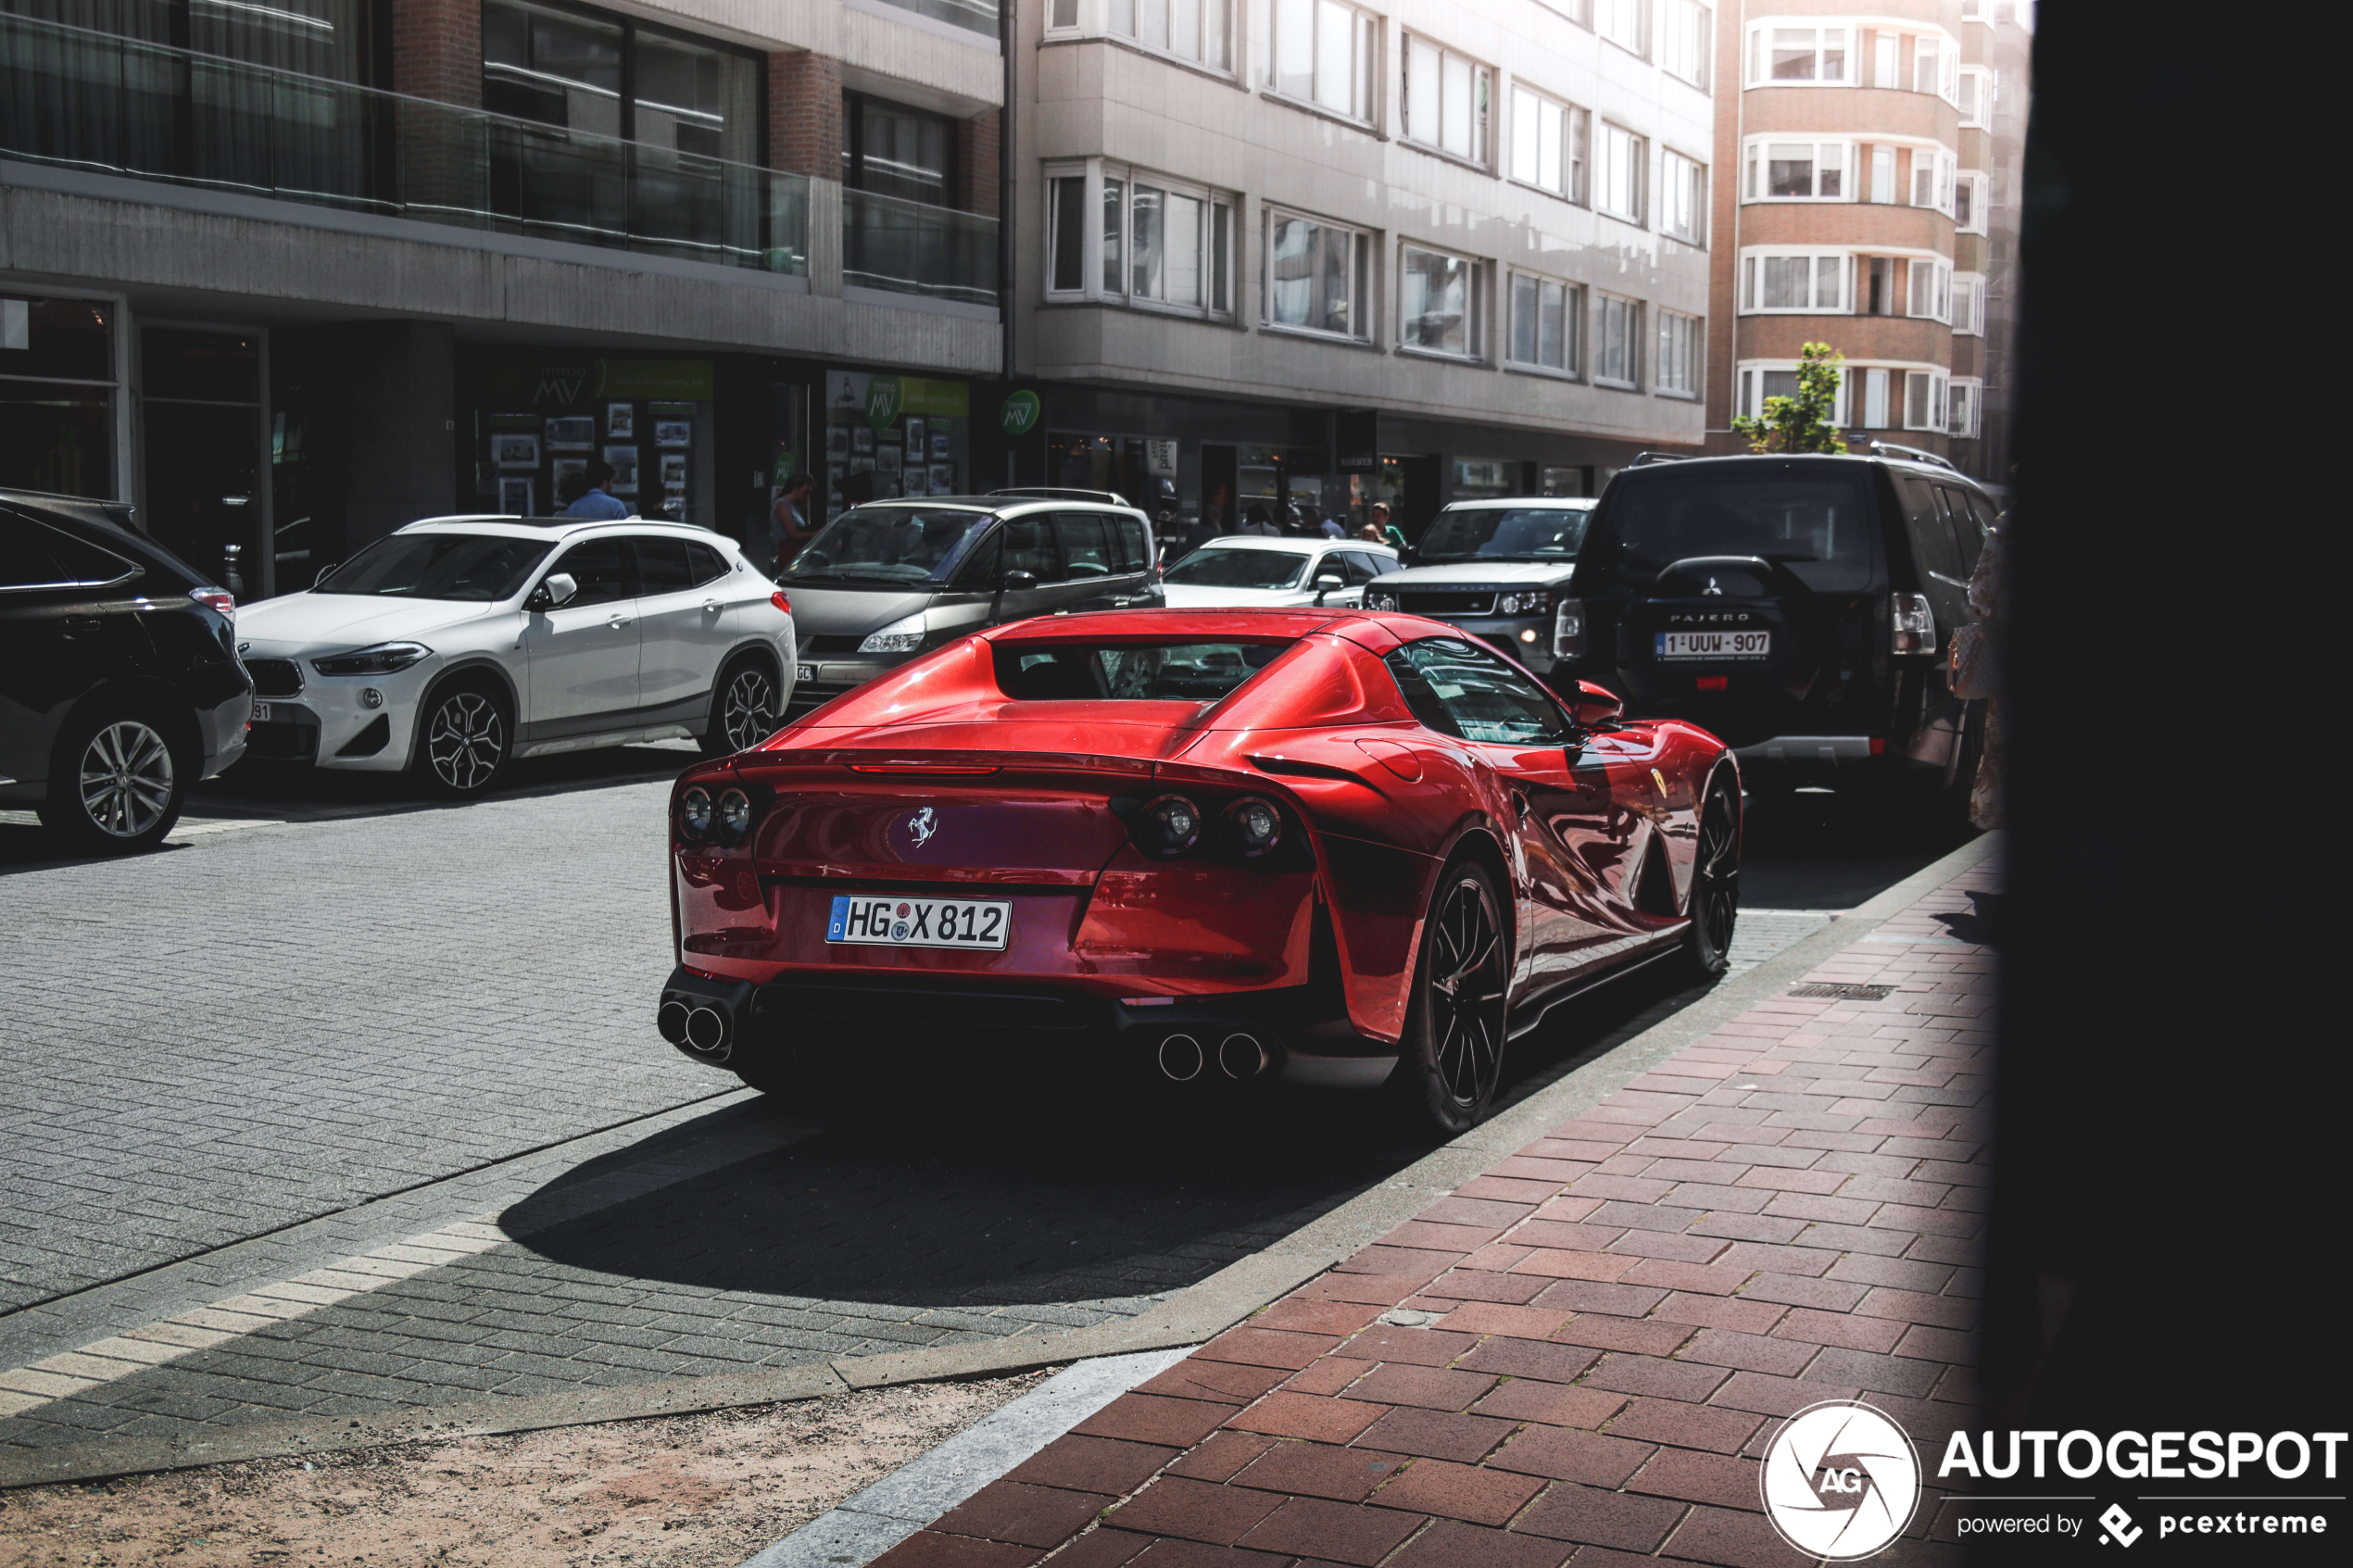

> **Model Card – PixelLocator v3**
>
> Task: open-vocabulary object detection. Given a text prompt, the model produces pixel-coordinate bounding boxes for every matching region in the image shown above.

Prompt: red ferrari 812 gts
[658,608,1739,1133]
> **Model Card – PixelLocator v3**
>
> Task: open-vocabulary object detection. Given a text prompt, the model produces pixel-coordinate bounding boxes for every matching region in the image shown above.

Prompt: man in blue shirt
[562,459,631,520]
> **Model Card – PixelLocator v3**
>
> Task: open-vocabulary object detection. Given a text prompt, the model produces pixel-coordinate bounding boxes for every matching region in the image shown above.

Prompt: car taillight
[677,786,714,841]
[1138,794,1202,856]
[1891,593,1936,655]
[189,586,234,619]
[1553,598,1584,660]
[771,590,791,614]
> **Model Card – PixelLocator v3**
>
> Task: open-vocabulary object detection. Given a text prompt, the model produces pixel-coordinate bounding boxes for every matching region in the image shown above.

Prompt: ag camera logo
[1761,1399,1921,1561]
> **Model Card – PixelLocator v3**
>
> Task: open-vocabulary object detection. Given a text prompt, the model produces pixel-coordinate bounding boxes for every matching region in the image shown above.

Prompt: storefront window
[823,371,969,516]
[142,328,263,593]
[0,295,117,499]
[467,354,716,523]
[1453,458,1518,500]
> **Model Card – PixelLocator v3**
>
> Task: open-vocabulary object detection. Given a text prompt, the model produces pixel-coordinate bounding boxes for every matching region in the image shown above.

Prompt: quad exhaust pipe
[1154,1030,1271,1082]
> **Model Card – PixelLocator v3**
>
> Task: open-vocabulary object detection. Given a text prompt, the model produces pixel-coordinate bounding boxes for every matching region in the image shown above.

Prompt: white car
[1157,536,1400,609]
[233,517,796,795]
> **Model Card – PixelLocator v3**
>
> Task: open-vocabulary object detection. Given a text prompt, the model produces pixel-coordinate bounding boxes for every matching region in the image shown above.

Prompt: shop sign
[477,355,714,409]
[827,370,969,432]
[1000,389,1042,435]
[1144,439,1178,478]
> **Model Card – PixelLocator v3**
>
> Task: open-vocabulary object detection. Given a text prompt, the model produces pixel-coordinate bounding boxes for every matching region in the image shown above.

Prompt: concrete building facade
[1,0,1009,596]
[1004,0,1717,535]
[1704,0,2029,483]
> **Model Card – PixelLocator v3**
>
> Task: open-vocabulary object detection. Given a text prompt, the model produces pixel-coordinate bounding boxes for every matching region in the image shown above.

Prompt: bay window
[1403,35,1491,165]
[1273,0,1378,122]
[1401,245,1481,358]
[1660,149,1705,243]
[1749,22,1848,84]
[1952,272,1984,335]
[1598,0,1647,57]
[1906,257,1950,321]
[1861,367,1890,429]
[1741,251,1847,313]
[1595,294,1640,387]
[1507,273,1579,374]
[1509,88,1589,205]
[1265,208,1370,341]
[1045,161,1235,319]
[1656,310,1702,397]
[1904,370,1947,432]
[1659,0,1709,88]
[1948,379,1980,438]
[1910,148,1953,213]
[1957,66,1990,126]
[1871,144,1895,202]
[1912,33,1958,99]
[1873,31,1898,88]
[1745,138,1847,200]
[1107,0,1232,71]
[1956,170,1987,232]
[1741,363,1847,424]
[1597,122,1645,223]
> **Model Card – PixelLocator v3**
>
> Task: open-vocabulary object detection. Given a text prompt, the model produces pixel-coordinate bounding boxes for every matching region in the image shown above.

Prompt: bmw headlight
[858,612,927,655]
[312,641,431,676]
[1495,590,1554,617]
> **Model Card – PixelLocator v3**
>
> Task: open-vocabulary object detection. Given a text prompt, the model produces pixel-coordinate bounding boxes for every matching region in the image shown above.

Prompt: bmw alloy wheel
[722,666,779,751]
[78,721,176,839]
[424,690,506,792]
[1428,872,1507,1110]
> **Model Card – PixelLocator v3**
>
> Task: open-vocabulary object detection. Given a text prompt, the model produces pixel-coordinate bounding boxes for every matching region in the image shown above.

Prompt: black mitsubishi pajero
[1562,451,1998,797]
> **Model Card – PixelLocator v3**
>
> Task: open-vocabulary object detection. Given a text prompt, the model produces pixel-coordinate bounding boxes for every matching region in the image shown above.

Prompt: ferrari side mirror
[1568,680,1624,727]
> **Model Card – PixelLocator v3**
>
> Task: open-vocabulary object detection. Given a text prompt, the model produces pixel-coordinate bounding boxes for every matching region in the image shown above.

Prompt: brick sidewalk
[874,864,1996,1568]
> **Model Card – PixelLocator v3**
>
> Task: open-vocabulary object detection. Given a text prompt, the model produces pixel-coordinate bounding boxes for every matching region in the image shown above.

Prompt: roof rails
[988,487,1129,505]
[1626,452,1689,467]
[1867,440,1959,472]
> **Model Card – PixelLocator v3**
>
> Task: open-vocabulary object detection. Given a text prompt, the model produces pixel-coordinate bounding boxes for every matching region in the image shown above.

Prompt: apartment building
[1006,0,1716,534]
[1706,0,2029,483]
[0,0,1007,596]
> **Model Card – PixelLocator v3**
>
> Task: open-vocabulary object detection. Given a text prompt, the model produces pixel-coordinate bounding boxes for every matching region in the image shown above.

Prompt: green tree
[1731,342,1848,454]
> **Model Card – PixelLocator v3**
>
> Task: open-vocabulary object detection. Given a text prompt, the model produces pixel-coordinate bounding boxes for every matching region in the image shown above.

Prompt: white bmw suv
[233,517,796,795]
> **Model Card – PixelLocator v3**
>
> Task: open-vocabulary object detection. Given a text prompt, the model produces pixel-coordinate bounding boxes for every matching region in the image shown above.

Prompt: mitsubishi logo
[1702,576,1724,596]
[907,807,938,847]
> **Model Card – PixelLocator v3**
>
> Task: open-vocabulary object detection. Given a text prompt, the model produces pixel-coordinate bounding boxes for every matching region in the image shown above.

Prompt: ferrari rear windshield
[993,640,1293,702]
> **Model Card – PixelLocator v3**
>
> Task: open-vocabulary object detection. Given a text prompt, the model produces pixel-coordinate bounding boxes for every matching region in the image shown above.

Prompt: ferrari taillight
[1890,593,1935,655]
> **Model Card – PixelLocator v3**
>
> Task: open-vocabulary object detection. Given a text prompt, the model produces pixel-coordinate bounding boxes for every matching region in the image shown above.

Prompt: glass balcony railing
[872,0,1001,39]
[0,12,807,276]
[843,186,999,309]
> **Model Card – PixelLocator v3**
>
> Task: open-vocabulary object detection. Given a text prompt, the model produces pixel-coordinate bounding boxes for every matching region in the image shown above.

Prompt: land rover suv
[1360,496,1595,682]
[1560,452,1996,794]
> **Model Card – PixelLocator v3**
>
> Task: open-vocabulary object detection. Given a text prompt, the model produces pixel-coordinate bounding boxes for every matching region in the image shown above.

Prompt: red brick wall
[957,109,1000,218]
[389,0,481,107]
[769,51,843,179]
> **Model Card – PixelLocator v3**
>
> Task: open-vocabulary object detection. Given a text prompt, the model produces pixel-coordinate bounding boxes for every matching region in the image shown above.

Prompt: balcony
[842,187,999,311]
[0,12,807,277]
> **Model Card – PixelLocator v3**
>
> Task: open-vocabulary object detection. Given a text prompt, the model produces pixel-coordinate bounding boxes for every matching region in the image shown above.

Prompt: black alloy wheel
[42,708,185,855]
[415,683,510,797]
[1681,774,1741,979]
[1393,859,1510,1136]
[705,658,781,757]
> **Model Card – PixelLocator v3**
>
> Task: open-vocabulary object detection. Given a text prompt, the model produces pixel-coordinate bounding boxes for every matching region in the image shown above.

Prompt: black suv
[1562,452,1997,795]
[1,489,251,852]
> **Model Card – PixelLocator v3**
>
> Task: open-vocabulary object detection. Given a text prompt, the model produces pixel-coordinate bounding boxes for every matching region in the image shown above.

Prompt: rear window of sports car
[992,640,1294,702]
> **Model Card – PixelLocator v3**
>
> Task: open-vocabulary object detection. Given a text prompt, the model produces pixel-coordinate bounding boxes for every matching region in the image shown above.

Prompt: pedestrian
[771,471,819,573]
[561,458,630,520]
[1369,501,1408,552]
[1201,482,1232,536]
[1355,521,1387,543]
[1240,502,1278,536]
[1317,510,1345,539]
[1950,512,2010,830]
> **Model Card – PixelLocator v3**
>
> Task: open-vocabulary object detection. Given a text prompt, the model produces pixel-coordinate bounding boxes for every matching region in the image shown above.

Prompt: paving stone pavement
[871,860,1997,1568]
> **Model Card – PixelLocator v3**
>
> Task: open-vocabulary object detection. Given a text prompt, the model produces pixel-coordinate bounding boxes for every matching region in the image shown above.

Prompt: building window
[1910,148,1953,213]
[0,295,118,499]
[1507,273,1579,373]
[1659,0,1709,87]
[1401,245,1481,358]
[1745,138,1846,200]
[1873,31,1899,88]
[1741,252,1847,312]
[1912,33,1958,99]
[1509,88,1589,204]
[1904,370,1947,432]
[1860,366,1890,428]
[1948,379,1981,438]
[1659,149,1705,243]
[1956,67,1990,126]
[1403,34,1491,165]
[1952,272,1984,335]
[1265,208,1370,340]
[1597,0,1647,57]
[484,0,761,164]
[1906,257,1951,321]
[1597,123,1645,223]
[1870,144,1895,202]
[1956,170,1987,232]
[1748,22,1848,84]
[844,93,955,207]
[1272,0,1378,122]
[1656,309,1701,397]
[1741,363,1846,423]
[1107,0,1232,71]
[1595,294,1640,387]
[1047,161,1234,318]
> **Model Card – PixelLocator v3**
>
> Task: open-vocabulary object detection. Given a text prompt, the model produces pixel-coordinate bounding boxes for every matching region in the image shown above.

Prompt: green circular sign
[1000,389,1041,436]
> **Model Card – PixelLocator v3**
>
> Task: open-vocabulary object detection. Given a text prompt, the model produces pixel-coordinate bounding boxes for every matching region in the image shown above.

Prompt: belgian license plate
[1656,631,1770,660]
[826,894,1010,950]
[251,701,272,722]
[797,664,819,684]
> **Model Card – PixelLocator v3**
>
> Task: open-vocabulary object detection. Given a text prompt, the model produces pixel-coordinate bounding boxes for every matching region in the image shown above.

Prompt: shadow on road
[1739,784,1978,909]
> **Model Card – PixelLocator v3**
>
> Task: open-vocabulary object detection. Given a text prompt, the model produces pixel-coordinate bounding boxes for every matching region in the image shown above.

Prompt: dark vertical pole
[999,0,1016,388]
[168,0,195,179]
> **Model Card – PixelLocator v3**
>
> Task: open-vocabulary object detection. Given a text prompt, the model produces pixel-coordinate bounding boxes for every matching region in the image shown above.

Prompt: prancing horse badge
[907,807,938,847]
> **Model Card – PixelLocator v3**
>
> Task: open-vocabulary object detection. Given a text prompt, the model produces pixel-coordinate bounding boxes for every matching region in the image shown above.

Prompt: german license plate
[797,664,819,684]
[826,894,1009,950]
[1656,631,1770,660]
[252,701,272,722]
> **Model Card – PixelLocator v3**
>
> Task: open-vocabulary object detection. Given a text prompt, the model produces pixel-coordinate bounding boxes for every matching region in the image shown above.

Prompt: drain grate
[1788,982,1897,1000]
